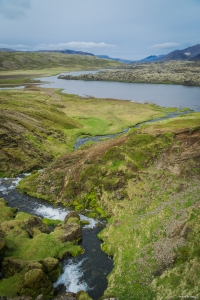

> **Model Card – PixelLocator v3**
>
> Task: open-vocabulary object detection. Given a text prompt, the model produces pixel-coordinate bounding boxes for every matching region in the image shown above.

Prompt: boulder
[77,291,92,300]
[2,257,43,278]
[52,292,77,300]
[24,216,50,237]
[19,269,54,299]
[42,257,61,282]
[64,211,80,224]
[54,223,82,242]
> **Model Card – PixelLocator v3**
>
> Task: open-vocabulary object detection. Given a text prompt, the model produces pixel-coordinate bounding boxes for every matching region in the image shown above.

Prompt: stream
[0,175,113,300]
[1,69,200,299]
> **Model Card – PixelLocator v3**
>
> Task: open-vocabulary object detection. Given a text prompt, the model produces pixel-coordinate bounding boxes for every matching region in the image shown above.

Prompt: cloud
[0,0,31,19]
[34,42,116,51]
[0,42,116,52]
[0,43,29,50]
[150,43,180,50]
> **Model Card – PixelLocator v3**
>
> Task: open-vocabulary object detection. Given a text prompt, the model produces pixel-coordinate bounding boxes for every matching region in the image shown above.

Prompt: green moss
[42,218,62,227]
[0,273,22,298]
[0,198,15,222]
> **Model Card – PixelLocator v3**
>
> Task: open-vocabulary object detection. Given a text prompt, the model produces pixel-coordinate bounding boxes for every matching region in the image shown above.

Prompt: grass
[0,87,172,177]
[0,51,121,86]
[18,114,200,299]
[0,201,83,298]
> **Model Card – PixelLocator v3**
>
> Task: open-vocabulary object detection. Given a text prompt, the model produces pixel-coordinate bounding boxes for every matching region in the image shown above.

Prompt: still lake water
[36,70,200,112]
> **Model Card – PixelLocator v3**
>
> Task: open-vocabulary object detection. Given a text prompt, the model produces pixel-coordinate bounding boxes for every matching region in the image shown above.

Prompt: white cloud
[0,42,116,53]
[150,43,180,49]
[34,42,116,51]
[0,43,29,50]
[0,0,31,19]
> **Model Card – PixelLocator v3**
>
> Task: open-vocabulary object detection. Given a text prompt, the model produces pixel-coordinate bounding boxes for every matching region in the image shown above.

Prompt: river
[1,70,200,299]
[0,175,113,300]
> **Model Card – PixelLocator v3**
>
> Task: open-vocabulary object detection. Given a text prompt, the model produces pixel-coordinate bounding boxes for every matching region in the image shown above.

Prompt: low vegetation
[1,57,200,299]
[0,87,171,177]
[0,52,121,87]
[0,198,83,298]
[59,60,200,86]
[18,112,200,299]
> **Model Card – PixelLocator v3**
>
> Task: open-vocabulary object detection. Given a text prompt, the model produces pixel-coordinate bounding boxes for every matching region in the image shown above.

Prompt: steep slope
[0,88,80,177]
[18,113,200,299]
[162,50,188,61]
[190,53,200,61]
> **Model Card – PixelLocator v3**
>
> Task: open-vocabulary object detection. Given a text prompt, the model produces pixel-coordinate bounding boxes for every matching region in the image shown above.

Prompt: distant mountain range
[138,44,200,63]
[0,44,200,63]
[0,48,16,52]
[37,49,95,56]
[96,55,133,64]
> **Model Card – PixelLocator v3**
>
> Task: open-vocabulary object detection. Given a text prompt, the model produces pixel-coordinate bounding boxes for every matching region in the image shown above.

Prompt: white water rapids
[0,175,99,294]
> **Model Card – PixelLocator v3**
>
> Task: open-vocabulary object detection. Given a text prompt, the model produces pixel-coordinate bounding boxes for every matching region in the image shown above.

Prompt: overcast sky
[0,0,200,60]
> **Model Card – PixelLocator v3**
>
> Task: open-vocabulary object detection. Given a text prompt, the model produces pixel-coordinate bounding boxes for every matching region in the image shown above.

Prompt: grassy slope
[18,114,200,299]
[0,87,171,177]
[0,52,121,86]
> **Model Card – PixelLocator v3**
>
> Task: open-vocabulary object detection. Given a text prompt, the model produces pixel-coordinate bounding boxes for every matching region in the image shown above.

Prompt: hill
[162,50,188,61]
[137,44,200,63]
[18,108,200,299]
[59,60,200,87]
[37,49,95,56]
[190,53,200,61]
[0,52,121,72]
[0,48,16,52]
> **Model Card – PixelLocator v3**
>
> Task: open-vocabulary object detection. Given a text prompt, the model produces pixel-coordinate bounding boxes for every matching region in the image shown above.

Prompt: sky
[0,0,200,60]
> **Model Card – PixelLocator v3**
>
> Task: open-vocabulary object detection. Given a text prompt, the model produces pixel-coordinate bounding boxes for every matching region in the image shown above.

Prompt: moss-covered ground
[60,60,200,87]
[18,113,200,299]
[1,58,200,299]
[0,200,82,298]
[0,87,172,177]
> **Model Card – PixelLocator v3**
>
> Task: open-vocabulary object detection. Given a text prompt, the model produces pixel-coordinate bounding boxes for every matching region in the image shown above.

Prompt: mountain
[139,54,165,63]
[180,44,200,58]
[190,53,200,61]
[162,50,188,61]
[96,55,133,64]
[37,49,95,56]
[137,44,200,63]
[0,48,16,52]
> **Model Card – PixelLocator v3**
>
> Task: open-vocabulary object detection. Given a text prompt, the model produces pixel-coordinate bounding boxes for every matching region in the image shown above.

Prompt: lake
[36,70,200,112]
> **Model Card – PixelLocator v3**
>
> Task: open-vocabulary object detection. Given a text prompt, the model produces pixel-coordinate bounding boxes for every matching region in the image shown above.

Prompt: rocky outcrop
[59,60,200,86]
[24,216,50,237]
[42,257,61,282]
[19,268,54,299]
[64,211,80,224]
[54,222,82,242]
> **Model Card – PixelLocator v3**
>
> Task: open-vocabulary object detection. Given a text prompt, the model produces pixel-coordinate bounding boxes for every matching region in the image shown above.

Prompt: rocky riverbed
[59,61,200,86]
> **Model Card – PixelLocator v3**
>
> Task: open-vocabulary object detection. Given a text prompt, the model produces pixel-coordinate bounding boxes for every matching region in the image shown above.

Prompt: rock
[24,216,50,237]
[42,257,61,282]
[2,257,43,278]
[0,239,5,252]
[35,295,44,300]
[64,211,80,224]
[77,290,93,300]
[54,223,82,242]
[52,292,77,300]
[0,296,32,300]
[19,269,54,299]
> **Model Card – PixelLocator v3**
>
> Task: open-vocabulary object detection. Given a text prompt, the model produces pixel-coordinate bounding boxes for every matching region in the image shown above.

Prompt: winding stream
[1,70,200,299]
[0,176,113,299]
